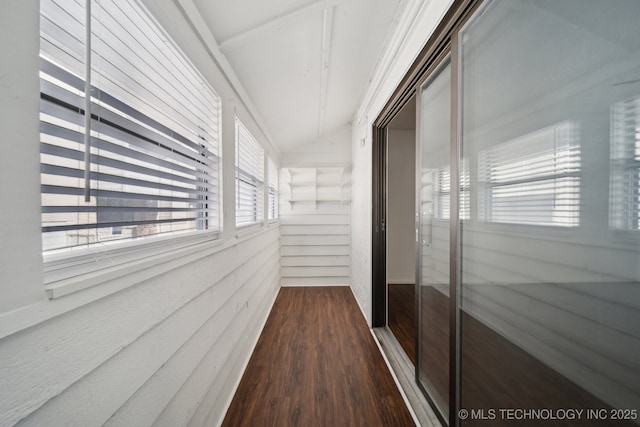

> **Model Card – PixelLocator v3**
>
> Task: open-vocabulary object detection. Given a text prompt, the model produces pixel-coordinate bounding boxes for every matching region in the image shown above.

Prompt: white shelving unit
[281,166,349,211]
[279,166,351,286]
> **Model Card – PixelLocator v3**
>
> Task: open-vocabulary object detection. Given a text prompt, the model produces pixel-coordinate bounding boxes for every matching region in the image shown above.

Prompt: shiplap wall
[280,167,350,286]
[0,228,280,427]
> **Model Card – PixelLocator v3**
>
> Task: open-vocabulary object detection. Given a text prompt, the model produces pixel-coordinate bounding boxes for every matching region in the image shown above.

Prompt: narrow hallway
[221,287,415,426]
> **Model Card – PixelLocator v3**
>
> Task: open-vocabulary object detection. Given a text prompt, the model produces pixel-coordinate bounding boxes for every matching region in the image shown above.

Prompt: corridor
[222,287,415,427]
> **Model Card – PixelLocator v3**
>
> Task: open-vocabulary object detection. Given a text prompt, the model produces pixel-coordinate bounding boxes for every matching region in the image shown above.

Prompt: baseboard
[214,283,280,426]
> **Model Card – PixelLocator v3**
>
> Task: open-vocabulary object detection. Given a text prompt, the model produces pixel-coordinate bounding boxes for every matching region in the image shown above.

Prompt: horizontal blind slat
[40,0,221,252]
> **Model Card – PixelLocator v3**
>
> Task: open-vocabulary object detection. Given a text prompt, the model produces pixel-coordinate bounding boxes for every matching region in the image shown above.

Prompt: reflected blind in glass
[268,157,279,221]
[610,96,640,230]
[436,167,450,219]
[40,0,221,253]
[435,160,470,220]
[235,118,264,226]
[478,121,580,227]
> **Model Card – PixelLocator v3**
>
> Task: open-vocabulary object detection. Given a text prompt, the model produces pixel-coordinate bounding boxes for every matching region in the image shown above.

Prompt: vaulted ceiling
[192,0,403,152]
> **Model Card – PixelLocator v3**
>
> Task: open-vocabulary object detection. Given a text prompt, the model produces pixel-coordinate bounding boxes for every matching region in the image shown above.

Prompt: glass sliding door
[459,0,640,425]
[417,58,452,421]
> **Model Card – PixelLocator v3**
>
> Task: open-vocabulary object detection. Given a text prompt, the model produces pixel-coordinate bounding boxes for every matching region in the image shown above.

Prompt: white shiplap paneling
[0,228,280,427]
[280,167,350,286]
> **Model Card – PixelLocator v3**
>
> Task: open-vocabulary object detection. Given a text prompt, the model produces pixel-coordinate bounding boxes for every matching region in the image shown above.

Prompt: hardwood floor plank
[221,287,415,427]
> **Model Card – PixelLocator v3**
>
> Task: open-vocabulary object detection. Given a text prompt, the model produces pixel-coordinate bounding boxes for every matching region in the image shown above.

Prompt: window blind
[610,96,640,230]
[268,157,279,221]
[478,121,580,227]
[40,0,221,253]
[235,118,264,226]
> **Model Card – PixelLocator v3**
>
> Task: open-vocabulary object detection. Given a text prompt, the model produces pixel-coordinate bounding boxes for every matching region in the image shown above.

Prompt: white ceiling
[192,0,403,152]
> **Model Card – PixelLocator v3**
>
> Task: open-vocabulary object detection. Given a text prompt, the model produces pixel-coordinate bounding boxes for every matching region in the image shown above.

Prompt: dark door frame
[370,0,482,425]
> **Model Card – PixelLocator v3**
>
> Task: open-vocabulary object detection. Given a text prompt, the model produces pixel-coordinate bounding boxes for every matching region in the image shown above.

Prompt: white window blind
[235,118,264,226]
[610,96,640,230]
[478,121,580,227]
[40,0,221,253]
[268,157,279,221]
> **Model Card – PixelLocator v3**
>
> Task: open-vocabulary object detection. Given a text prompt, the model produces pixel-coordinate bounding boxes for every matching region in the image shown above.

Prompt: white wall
[350,0,454,324]
[387,130,416,284]
[0,1,280,426]
[0,0,45,315]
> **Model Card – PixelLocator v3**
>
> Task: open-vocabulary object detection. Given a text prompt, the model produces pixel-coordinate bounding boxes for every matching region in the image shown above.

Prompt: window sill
[43,232,223,299]
[235,222,264,239]
[0,226,279,340]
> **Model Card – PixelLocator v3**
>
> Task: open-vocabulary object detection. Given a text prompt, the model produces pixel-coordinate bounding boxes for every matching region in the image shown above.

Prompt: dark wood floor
[221,287,415,427]
[388,284,416,365]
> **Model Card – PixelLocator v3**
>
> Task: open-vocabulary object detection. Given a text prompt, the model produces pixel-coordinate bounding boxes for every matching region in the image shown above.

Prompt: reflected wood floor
[221,287,415,427]
[388,284,416,365]
[418,288,637,427]
[419,286,449,412]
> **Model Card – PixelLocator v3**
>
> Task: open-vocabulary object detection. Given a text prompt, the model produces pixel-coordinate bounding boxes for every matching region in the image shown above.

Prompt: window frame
[235,117,265,228]
[39,0,222,287]
[267,157,279,222]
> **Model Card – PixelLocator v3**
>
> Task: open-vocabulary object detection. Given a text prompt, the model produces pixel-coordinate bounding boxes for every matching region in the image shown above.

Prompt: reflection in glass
[478,121,581,227]
[459,0,640,425]
[610,96,640,230]
[417,59,451,420]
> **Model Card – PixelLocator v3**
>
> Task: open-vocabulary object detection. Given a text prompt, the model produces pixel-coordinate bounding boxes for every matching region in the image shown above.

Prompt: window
[478,121,580,227]
[235,118,264,227]
[267,157,279,221]
[40,0,221,254]
[610,96,640,230]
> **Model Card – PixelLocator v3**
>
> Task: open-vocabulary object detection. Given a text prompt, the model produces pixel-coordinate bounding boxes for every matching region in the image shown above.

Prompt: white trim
[219,1,326,52]
[173,0,280,159]
[235,223,265,239]
[355,0,454,125]
[369,328,420,427]
[350,284,371,327]
[317,6,334,138]
[0,227,278,340]
[44,234,224,299]
[215,281,280,427]
[355,0,424,122]
[43,231,220,283]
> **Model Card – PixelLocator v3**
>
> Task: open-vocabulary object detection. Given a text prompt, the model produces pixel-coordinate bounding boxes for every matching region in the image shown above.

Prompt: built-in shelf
[279,166,351,286]
[281,166,350,210]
